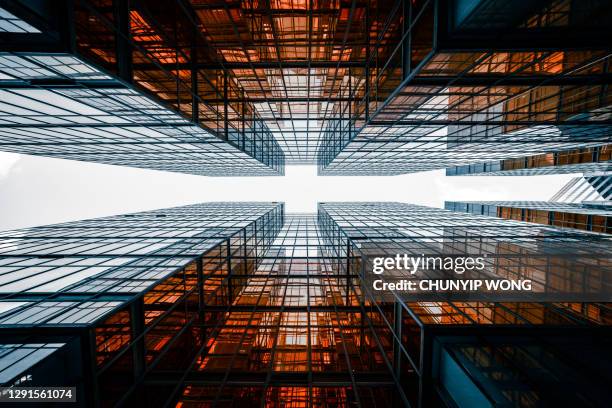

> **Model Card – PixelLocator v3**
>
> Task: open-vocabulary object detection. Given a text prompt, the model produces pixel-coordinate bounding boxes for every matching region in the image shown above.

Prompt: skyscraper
[551,173,612,202]
[318,0,612,175]
[0,0,610,177]
[1,202,610,407]
[0,202,284,406]
[0,1,285,176]
[446,145,611,176]
[0,1,611,407]
[319,201,611,407]
[445,200,611,233]
[445,174,611,233]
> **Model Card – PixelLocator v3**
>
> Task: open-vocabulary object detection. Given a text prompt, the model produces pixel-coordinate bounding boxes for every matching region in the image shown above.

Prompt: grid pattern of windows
[0,202,281,321]
[317,0,612,175]
[551,175,612,202]
[446,200,612,233]
[447,144,611,176]
[176,215,405,407]
[318,201,611,407]
[319,201,611,314]
[0,7,39,33]
[0,53,284,176]
[0,202,283,404]
[1,1,609,175]
[0,343,64,384]
[176,0,370,164]
[0,202,609,406]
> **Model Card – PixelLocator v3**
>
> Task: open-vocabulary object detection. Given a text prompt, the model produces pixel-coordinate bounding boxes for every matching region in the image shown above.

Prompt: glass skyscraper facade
[445,174,611,233]
[0,0,609,176]
[447,144,611,176]
[0,0,610,407]
[446,200,611,233]
[0,203,284,406]
[319,202,611,407]
[551,174,612,202]
[0,1,285,176]
[1,202,610,407]
[317,0,612,175]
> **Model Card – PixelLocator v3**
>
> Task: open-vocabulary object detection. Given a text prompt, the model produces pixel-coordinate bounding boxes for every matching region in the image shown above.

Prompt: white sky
[0,151,577,230]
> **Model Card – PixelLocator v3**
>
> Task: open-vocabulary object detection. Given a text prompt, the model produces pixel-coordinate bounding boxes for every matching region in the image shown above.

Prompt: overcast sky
[0,151,577,231]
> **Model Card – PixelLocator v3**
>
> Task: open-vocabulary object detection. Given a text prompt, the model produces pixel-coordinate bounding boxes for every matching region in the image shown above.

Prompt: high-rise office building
[0,202,284,406]
[447,145,611,176]
[317,0,612,175]
[0,1,611,406]
[445,200,611,233]
[1,202,610,407]
[318,201,611,406]
[1,0,610,177]
[445,173,611,232]
[551,173,611,202]
[0,1,285,176]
